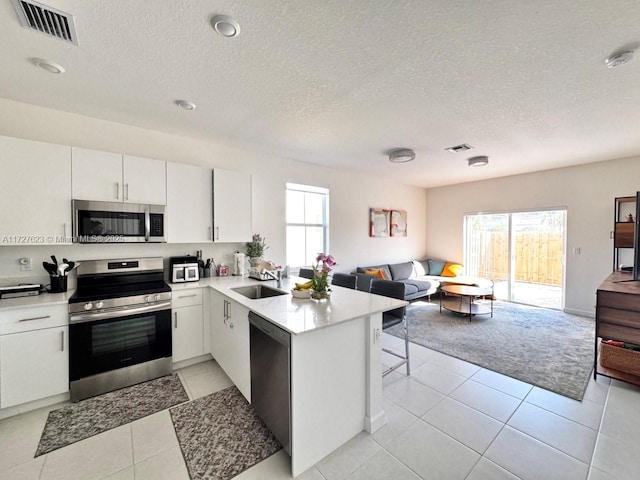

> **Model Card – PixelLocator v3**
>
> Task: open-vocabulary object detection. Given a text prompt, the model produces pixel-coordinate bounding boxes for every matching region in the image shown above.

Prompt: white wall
[0,99,427,286]
[425,157,640,316]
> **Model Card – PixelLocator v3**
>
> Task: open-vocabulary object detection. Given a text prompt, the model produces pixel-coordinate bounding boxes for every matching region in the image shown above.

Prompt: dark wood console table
[595,271,640,386]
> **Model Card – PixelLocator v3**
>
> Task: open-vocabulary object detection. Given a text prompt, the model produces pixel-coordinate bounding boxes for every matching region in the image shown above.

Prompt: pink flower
[315,253,327,263]
[325,255,337,267]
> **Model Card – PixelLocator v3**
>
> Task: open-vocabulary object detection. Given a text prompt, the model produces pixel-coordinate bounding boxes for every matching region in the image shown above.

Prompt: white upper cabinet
[71,147,123,202]
[213,168,252,243]
[72,148,166,205]
[123,155,166,205]
[0,136,72,244]
[166,162,213,243]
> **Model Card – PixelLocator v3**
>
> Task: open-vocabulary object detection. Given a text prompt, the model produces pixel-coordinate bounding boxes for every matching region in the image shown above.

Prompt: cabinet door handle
[60,331,65,351]
[178,294,197,299]
[174,312,178,328]
[19,315,50,322]
[63,223,67,239]
[125,183,129,201]
[215,227,219,240]
[208,226,212,240]
[116,182,120,200]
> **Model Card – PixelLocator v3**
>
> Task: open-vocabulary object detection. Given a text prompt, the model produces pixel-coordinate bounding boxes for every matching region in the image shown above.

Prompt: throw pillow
[388,262,414,280]
[427,259,446,276]
[412,260,429,276]
[364,268,388,280]
[441,262,464,277]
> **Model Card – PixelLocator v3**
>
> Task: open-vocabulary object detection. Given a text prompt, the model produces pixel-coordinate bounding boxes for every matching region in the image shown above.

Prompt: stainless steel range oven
[68,257,172,402]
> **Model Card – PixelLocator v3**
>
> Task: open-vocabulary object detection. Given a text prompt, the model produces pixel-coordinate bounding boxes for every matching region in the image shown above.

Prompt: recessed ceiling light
[210,15,240,38]
[605,50,635,68]
[389,149,416,163]
[176,100,196,111]
[445,143,473,153]
[468,156,489,167]
[32,58,65,74]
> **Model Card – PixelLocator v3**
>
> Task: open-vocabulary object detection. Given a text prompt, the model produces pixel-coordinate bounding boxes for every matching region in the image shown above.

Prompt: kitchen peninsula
[171,275,407,476]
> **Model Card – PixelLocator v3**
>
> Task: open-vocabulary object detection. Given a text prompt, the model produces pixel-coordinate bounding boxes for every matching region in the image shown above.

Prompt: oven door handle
[69,301,171,324]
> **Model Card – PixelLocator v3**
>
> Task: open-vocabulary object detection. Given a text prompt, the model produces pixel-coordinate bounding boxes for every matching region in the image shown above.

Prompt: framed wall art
[369,208,390,237]
[390,210,408,237]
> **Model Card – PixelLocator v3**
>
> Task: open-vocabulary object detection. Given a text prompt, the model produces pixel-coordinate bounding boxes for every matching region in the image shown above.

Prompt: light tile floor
[1,334,639,480]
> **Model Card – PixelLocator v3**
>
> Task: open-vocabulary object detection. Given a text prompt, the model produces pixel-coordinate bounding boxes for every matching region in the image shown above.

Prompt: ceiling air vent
[445,143,473,153]
[11,0,78,45]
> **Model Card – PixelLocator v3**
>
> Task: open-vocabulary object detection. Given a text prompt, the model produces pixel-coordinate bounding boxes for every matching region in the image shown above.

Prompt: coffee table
[440,284,493,319]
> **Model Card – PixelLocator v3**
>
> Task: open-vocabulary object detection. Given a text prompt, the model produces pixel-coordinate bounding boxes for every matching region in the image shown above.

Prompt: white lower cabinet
[172,290,204,363]
[0,304,69,409]
[209,290,250,401]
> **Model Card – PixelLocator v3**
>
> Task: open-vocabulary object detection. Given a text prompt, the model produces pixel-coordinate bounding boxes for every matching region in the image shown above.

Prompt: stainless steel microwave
[72,200,166,243]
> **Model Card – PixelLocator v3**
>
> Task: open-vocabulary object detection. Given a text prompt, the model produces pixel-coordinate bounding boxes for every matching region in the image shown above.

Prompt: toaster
[170,256,200,283]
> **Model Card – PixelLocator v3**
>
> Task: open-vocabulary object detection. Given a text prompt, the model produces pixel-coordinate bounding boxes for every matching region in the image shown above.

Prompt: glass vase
[310,289,331,302]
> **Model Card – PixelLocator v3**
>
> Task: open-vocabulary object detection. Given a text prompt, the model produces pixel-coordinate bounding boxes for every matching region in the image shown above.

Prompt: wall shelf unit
[613,196,636,271]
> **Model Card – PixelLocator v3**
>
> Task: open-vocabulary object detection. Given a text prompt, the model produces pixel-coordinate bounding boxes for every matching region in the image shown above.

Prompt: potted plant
[311,253,337,301]
[246,234,268,267]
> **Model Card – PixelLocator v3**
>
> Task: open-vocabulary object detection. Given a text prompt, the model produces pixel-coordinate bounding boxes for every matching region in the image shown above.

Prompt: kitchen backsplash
[0,242,245,289]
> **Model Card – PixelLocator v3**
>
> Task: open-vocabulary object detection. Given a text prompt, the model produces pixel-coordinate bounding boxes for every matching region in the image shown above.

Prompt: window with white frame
[286,183,329,269]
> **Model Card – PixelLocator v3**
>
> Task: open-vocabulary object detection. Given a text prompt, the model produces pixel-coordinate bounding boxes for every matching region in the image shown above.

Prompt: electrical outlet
[19,257,32,271]
[373,327,381,344]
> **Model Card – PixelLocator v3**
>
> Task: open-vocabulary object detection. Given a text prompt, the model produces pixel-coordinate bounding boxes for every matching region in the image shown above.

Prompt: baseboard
[365,409,387,433]
[0,391,70,420]
[564,307,595,318]
[172,353,214,371]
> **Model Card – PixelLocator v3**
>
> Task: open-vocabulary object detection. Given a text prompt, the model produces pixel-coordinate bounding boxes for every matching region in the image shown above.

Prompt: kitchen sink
[231,285,288,299]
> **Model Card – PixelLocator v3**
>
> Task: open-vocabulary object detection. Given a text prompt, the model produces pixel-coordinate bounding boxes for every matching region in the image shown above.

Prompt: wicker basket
[600,341,640,376]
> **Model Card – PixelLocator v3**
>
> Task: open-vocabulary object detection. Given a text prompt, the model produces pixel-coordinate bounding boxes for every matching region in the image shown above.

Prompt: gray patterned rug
[35,374,188,456]
[386,300,595,400]
[170,386,281,480]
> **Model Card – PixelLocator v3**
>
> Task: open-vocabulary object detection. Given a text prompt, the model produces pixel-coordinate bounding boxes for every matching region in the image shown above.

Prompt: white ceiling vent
[445,143,473,153]
[11,0,78,45]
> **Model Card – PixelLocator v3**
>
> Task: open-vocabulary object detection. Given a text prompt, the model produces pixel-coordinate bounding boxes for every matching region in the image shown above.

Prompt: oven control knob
[84,303,93,311]
[144,296,151,303]
[96,301,104,309]
[154,294,161,302]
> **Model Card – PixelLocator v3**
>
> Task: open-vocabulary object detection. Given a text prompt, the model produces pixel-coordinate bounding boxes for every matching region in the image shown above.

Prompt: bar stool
[370,279,410,376]
[331,273,357,289]
[298,268,314,279]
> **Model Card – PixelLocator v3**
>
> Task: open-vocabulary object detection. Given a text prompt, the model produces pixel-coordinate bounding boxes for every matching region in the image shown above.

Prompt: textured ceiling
[0,0,639,188]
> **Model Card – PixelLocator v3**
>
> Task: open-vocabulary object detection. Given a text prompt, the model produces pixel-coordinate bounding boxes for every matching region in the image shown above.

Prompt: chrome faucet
[261,269,282,288]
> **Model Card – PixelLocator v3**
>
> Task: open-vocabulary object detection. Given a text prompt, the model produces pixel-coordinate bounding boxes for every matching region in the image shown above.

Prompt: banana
[295,280,313,290]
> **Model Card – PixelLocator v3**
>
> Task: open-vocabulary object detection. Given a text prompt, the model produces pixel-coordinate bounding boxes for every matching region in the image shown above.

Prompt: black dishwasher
[248,312,291,455]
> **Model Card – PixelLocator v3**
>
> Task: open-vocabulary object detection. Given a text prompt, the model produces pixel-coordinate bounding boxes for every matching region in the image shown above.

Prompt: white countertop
[171,275,407,335]
[0,276,406,335]
[0,290,75,311]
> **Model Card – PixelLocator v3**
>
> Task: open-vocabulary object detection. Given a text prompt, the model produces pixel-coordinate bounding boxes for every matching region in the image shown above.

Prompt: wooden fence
[466,231,563,286]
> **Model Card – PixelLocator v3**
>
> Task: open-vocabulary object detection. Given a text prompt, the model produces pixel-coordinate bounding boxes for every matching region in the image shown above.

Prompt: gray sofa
[353,260,492,301]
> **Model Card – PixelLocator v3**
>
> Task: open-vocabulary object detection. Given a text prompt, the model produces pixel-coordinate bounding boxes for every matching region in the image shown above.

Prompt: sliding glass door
[464,209,566,309]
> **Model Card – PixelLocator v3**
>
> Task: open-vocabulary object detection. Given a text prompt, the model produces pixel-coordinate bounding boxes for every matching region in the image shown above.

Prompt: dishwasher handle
[248,312,290,347]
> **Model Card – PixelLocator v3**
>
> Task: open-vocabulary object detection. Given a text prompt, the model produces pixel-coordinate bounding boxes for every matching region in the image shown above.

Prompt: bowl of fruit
[291,280,312,299]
